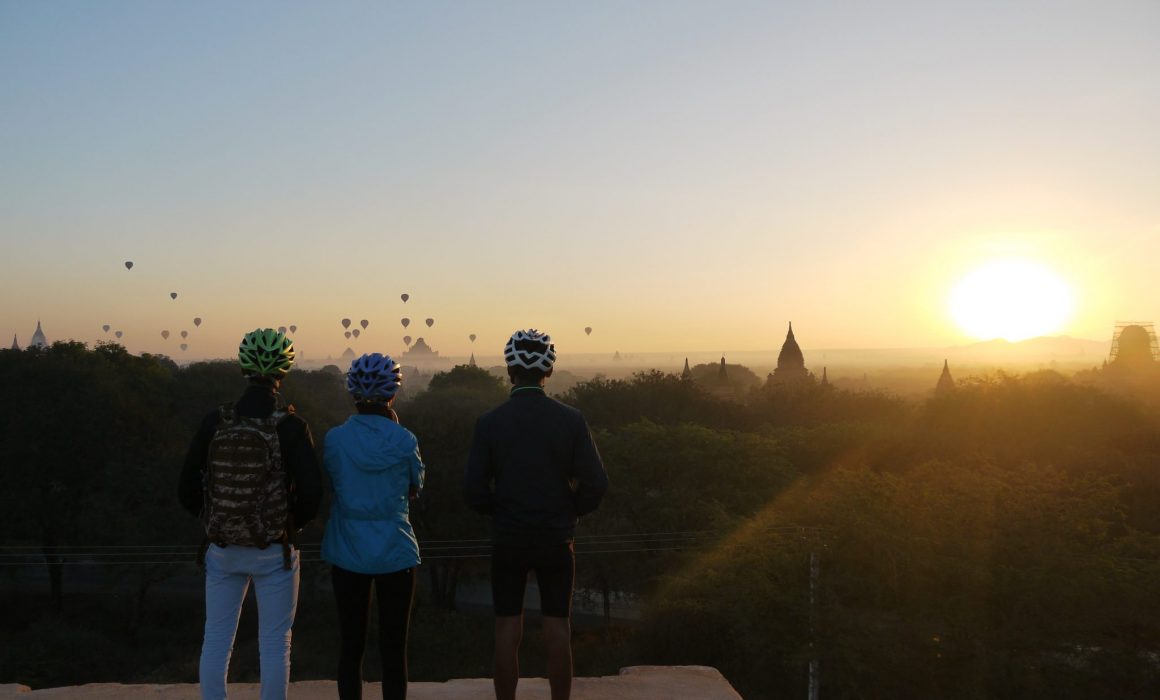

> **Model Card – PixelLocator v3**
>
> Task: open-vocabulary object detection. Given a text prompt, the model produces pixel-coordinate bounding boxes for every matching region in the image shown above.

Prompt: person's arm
[409,434,425,501]
[463,416,495,515]
[571,416,608,517]
[178,412,218,518]
[284,417,323,530]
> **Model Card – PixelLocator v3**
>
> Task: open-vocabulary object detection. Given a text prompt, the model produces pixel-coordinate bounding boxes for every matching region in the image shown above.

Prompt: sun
[948,259,1074,342]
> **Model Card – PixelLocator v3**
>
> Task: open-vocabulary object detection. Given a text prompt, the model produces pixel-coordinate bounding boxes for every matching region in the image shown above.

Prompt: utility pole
[808,542,820,700]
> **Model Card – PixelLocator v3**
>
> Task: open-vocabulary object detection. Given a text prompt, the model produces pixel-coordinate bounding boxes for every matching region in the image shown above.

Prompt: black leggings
[331,564,416,700]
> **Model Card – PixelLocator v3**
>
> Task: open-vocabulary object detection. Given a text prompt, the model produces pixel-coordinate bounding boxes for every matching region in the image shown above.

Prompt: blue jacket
[322,414,424,574]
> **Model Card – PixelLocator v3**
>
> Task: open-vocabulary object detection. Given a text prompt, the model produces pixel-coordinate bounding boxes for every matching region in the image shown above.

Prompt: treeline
[2,342,1159,698]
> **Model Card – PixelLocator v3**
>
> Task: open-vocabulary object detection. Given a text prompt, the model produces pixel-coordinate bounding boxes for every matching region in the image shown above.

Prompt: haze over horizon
[3,1,1158,360]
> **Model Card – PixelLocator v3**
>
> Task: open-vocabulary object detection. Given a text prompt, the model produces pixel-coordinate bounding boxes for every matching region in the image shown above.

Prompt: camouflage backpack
[201,404,292,550]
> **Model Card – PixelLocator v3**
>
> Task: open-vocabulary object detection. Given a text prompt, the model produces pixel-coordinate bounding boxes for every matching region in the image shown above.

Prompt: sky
[2,1,1158,362]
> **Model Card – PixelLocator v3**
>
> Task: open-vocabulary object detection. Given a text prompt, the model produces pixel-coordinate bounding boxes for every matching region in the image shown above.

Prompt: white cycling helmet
[504,329,556,372]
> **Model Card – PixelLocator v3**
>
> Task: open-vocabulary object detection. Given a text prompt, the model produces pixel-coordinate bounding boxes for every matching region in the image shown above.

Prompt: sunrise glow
[949,259,1075,342]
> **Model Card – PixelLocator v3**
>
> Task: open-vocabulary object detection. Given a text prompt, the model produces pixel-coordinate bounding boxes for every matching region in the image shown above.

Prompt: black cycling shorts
[491,541,575,618]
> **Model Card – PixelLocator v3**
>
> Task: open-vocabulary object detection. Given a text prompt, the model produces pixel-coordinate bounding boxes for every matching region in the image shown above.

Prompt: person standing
[464,329,608,700]
[179,328,322,700]
[322,353,424,700]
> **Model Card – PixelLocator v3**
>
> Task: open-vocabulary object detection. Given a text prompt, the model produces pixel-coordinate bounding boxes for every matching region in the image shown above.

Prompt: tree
[399,364,507,608]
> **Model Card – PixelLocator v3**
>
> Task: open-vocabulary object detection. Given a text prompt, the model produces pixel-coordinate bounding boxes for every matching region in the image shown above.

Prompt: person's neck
[247,379,279,395]
[511,383,545,395]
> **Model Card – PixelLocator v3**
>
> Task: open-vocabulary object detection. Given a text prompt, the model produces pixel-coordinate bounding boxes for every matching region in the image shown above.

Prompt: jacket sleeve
[178,411,219,518]
[283,416,323,531]
[463,416,495,515]
[410,441,425,492]
[571,416,608,517]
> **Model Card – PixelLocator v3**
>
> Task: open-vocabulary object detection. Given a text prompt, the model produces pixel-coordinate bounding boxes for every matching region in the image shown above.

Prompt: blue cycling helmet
[346,353,402,402]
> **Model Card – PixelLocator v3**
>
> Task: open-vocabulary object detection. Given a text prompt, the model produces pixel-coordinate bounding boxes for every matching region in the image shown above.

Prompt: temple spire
[936,359,955,393]
[681,357,691,380]
[770,320,808,385]
[10,334,19,351]
[30,319,47,349]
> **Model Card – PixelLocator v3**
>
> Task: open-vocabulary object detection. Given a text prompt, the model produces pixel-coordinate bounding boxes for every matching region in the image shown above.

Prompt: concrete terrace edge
[0,665,744,699]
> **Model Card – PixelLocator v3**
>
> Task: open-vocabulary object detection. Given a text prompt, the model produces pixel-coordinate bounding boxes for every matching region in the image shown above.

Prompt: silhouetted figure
[323,353,424,700]
[179,328,322,700]
[465,329,608,700]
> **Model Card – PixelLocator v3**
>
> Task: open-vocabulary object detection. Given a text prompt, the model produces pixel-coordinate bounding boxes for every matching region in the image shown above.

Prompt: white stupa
[29,321,48,349]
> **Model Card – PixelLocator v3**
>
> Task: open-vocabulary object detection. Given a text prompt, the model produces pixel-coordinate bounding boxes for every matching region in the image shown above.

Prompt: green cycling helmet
[238,328,296,378]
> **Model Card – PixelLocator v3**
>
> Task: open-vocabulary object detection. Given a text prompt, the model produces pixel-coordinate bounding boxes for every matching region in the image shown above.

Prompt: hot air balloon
[115,331,123,339]
[401,293,409,303]
[585,327,592,336]
[124,261,133,270]
[342,318,352,329]
[180,343,188,351]
[360,319,369,330]
[353,329,362,338]
[170,292,178,300]
[181,330,188,339]
[102,325,110,333]
[403,335,412,346]
[278,326,287,334]
[161,330,170,340]
[288,325,297,334]
[425,318,434,328]
[401,317,410,328]
[193,317,202,327]
[469,334,476,342]
[345,331,352,339]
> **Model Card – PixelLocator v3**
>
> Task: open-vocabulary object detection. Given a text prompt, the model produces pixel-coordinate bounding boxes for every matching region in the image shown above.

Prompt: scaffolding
[1108,321,1159,363]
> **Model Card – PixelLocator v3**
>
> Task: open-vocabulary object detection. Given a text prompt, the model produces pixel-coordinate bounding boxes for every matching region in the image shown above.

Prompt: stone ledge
[0,666,743,699]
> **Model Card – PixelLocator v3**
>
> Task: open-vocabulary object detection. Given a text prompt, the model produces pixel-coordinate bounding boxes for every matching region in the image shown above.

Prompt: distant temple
[403,337,438,359]
[768,322,811,385]
[681,358,691,380]
[718,356,728,380]
[30,320,48,349]
[1108,322,1158,368]
[936,359,955,393]
[400,337,451,369]
[469,352,477,368]
[10,334,19,351]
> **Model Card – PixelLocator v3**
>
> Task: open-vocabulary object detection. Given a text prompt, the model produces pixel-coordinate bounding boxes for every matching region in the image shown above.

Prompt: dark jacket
[179,383,323,533]
[464,387,607,545]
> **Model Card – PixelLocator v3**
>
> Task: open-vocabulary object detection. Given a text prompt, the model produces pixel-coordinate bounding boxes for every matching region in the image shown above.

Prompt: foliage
[686,361,762,399]
[562,370,748,430]
[3,346,1160,696]
[396,364,508,607]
